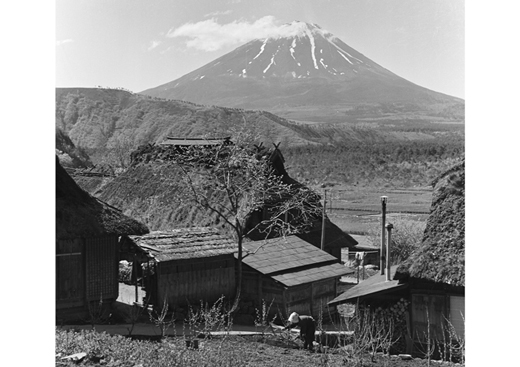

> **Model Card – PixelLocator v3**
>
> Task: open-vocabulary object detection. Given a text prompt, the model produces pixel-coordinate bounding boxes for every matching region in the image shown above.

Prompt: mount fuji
[141,21,463,124]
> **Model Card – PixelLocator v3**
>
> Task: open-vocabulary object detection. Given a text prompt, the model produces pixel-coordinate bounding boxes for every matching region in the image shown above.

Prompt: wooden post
[321,189,327,251]
[385,223,393,281]
[380,196,387,275]
[134,253,138,303]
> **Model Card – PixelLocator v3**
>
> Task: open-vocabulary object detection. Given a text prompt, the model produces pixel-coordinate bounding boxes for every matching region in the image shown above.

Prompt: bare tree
[170,129,322,306]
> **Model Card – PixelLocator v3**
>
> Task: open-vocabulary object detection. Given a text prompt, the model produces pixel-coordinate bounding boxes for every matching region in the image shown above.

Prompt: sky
[56,0,465,99]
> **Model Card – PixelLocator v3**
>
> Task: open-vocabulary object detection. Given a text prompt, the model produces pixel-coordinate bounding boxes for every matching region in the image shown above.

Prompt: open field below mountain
[322,186,432,235]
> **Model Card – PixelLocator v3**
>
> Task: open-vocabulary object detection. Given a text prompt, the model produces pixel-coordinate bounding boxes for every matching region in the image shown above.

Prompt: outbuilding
[119,227,236,310]
[238,235,354,321]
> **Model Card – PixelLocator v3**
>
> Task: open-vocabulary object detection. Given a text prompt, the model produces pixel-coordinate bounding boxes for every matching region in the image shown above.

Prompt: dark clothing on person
[284,315,316,350]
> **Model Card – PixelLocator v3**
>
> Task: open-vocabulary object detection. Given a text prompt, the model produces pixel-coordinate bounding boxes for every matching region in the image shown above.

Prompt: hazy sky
[56,0,464,99]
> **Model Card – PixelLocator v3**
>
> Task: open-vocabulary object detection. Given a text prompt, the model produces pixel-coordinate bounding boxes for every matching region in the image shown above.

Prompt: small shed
[344,234,380,266]
[329,161,465,356]
[56,156,149,322]
[239,235,353,321]
[119,227,236,309]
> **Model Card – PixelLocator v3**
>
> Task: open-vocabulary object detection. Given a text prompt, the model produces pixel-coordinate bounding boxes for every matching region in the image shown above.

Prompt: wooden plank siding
[156,255,235,307]
[56,235,119,322]
[241,263,340,320]
[85,236,119,302]
[56,238,85,309]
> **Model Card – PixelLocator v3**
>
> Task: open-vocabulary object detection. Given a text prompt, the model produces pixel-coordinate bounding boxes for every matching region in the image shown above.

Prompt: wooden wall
[407,281,465,357]
[85,236,119,302]
[56,235,119,322]
[241,264,340,321]
[285,279,338,320]
[156,255,235,308]
[56,238,85,309]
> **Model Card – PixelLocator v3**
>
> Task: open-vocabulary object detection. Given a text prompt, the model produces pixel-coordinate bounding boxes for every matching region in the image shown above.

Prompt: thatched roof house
[96,140,357,258]
[56,156,148,322]
[395,161,465,286]
[328,161,465,355]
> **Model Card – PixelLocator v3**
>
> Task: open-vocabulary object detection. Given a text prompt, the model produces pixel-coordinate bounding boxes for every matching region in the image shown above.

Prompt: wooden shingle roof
[126,227,236,262]
[272,263,353,287]
[240,235,353,287]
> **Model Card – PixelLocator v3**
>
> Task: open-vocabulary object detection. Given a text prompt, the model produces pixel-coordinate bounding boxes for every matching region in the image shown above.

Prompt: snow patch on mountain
[253,39,268,60]
[337,50,353,65]
[303,27,319,70]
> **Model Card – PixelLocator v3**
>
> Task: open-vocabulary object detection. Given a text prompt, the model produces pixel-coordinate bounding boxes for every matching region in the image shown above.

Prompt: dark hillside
[56,88,463,171]
[55,87,316,166]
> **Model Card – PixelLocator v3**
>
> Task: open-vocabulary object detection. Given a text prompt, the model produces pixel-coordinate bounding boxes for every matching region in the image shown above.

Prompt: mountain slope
[55,87,319,164]
[141,21,463,123]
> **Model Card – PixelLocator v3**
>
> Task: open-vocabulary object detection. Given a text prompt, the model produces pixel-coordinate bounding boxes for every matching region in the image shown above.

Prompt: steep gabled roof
[125,227,236,262]
[56,156,149,239]
[395,161,465,286]
[239,235,353,287]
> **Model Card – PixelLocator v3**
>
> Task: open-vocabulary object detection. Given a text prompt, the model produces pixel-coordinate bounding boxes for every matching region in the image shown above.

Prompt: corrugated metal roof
[328,265,407,306]
[127,227,236,262]
[272,263,352,287]
[240,236,338,275]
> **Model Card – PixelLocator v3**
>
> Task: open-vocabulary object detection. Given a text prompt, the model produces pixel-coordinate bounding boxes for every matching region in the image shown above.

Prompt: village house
[119,227,236,310]
[239,235,354,322]
[56,156,149,323]
[328,161,465,356]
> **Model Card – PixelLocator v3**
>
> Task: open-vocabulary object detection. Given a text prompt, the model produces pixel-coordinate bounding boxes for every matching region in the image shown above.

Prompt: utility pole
[321,189,327,251]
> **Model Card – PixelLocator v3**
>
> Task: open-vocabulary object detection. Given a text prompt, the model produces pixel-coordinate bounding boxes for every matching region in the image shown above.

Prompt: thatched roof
[395,160,465,286]
[123,227,236,262]
[56,156,149,239]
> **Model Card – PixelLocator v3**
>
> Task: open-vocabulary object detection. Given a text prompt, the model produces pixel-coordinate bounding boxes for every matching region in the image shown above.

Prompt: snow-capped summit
[142,21,463,122]
[266,21,332,40]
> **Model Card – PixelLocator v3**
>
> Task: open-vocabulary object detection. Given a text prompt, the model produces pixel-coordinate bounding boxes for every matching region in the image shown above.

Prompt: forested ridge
[283,138,464,188]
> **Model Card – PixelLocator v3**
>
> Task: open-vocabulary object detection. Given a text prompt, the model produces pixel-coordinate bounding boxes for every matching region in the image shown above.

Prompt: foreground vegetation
[56,294,464,367]
[56,328,462,367]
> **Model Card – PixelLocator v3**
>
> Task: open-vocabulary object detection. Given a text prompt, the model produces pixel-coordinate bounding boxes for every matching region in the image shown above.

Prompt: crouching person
[284,312,316,351]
